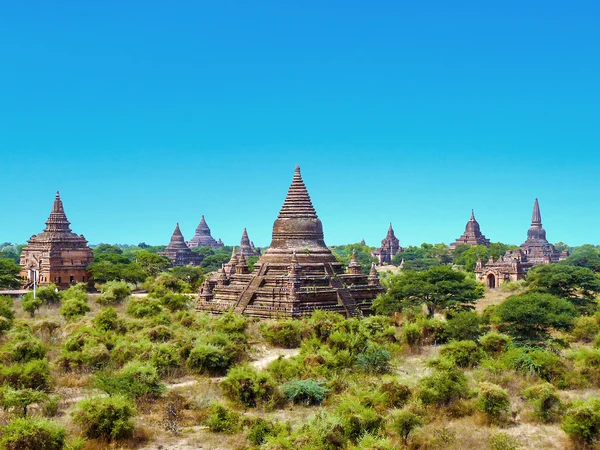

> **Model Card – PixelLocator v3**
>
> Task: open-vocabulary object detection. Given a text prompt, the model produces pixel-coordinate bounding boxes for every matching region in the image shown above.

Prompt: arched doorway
[487,273,496,289]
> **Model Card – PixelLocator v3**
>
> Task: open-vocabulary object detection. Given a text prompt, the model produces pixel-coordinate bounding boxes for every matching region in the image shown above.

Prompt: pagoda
[187,216,224,248]
[449,210,491,249]
[371,224,403,264]
[197,166,384,318]
[475,199,568,288]
[238,228,261,257]
[159,223,203,267]
[20,192,94,289]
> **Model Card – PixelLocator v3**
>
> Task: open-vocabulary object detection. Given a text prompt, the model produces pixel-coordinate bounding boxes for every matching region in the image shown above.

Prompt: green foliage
[502,347,565,383]
[213,312,248,334]
[0,418,65,450]
[205,403,240,433]
[186,344,232,375]
[563,245,600,272]
[220,365,280,408]
[126,296,163,318]
[562,398,600,446]
[496,293,578,343]
[247,418,278,445]
[380,381,412,408]
[97,281,131,305]
[3,332,46,363]
[570,315,600,342]
[149,344,180,376]
[418,364,469,406]
[21,293,43,317]
[0,296,14,333]
[157,292,191,312]
[260,319,309,348]
[94,361,165,399]
[475,382,510,424]
[167,265,206,290]
[0,386,49,416]
[438,340,485,368]
[479,332,512,355]
[393,243,452,268]
[453,243,517,272]
[373,265,484,317]
[489,432,521,450]
[330,243,378,274]
[72,395,136,440]
[355,343,391,374]
[133,251,170,277]
[445,311,481,341]
[522,382,562,423]
[282,379,328,405]
[390,408,423,444]
[93,307,119,332]
[527,264,600,314]
[335,397,384,443]
[59,297,90,320]
[0,257,21,289]
[0,359,52,391]
[35,285,60,305]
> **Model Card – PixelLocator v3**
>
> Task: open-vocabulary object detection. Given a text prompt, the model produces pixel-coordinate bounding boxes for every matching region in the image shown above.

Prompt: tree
[563,245,600,272]
[495,293,577,343]
[373,265,484,317]
[133,251,170,277]
[527,264,600,314]
[0,257,21,289]
[453,243,517,272]
[331,243,378,275]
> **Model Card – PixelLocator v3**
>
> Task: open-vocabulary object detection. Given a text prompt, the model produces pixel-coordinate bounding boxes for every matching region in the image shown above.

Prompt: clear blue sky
[1,1,598,248]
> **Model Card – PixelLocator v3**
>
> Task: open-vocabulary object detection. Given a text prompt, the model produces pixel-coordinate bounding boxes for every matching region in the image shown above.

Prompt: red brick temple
[187,215,224,249]
[197,166,384,317]
[159,223,203,266]
[449,210,491,249]
[372,223,403,264]
[20,192,94,289]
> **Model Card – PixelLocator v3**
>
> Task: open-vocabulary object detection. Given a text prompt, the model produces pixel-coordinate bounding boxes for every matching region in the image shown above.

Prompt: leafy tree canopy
[373,265,484,317]
[0,257,21,289]
[330,243,378,275]
[453,243,518,272]
[562,245,600,272]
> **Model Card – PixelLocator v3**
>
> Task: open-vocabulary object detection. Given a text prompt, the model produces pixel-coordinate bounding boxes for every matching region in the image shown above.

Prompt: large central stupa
[197,166,383,318]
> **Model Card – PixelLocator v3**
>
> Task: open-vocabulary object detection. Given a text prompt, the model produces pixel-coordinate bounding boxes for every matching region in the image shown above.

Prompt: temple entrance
[487,274,496,289]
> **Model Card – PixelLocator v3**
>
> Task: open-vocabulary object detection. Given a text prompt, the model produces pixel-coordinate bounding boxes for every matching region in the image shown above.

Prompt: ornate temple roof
[449,209,490,249]
[238,228,260,257]
[188,215,223,248]
[519,198,562,262]
[371,223,402,264]
[159,223,203,266]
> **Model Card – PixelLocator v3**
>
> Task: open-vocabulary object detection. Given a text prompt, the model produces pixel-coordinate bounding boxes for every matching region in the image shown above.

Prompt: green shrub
[306,310,344,340]
[0,296,14,333]
[97,281,131,305]
[480,332,512,355]
[402,323,422,350]
[5,335,46,363]
[570,315,600,342]
[418,365,469,406]
[569,348,600,386]
[355,343,391,374]
[439,340,485,368]
[562,398,600,446]
[289,410,346,449]
[445,311,481,341]
[0,386,49,417]
[94,361,165,399]
[93,307,119,332]
[0,359,52,391]
[22,293,43,317]
[214,312,247,334]
[390,408,424,445]
[335,397,384,443]
[358,315,396,342]
[150,344,180,376]
[502,347,565,383]
[36,285,60,304]
[247,418,277,445]
[475,382,510,425]
[126,297,163,318]
[418,317,448,345]
[72,395,136,440]
[489,432,521,450]
[59,298,90,320]
[205,403,240,433]
[380,381,412,408]
[220,365,281,408]
[158,292,190,312]
[186,344,232,375]
[522,383,562,423]
[0,417,65,450]
[350,433,395,450]
[261,320,308,348]
[146,325,173,342]
[282,379,328,405]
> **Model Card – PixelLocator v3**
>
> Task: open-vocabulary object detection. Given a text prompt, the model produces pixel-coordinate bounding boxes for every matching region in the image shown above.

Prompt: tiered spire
[526,198,547,242]
[44,191,72,233]
[531,198,542,226]
[348,249,361,275]
[167,223,188,249]
[277,165,318,219]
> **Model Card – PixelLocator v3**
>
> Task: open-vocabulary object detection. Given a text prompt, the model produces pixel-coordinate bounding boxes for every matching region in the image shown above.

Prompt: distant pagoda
[476,199,568,288]
[449,210,491,249]
[159,223,203,267]
[187,215,223,248]
[371,223,403,264]
[20,192,94,289]
[238,228,261,257]
[197,166,384,318]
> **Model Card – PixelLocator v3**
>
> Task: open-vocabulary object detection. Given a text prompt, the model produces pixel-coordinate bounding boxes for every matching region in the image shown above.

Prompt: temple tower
[238,228,261,257]
[187,216,224,248]
[20,192,94,289]
[197,166,383,318]
[371,223,402,264]
[449,210,491,249]
[519,199,563,263]
[159,223,203,266]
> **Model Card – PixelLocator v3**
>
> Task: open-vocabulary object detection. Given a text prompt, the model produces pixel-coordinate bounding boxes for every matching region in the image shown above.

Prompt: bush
[522,383,562,423]
[214,312,247,334]
[0,386,49,417]
[97,281,131,305]
[247,418,277,445]
[570,315,600,343]
[5,335,46,363]
[21,293,43,317]
[94,362,165,399]
[0,296,14,332]
[158,292,190,312]
[205,403,240,433]
[562,398,600,446]
[475,382,510,425]
[418,365,469,406]
[480,332,512,355]
[186,344,232,375]
[93,307,119,332]
[335,397,384,443]
[220,365,281,408]
[439,340,485,368]
[150,344,180,376]
[445,311,481,341]
[126,297,163,318]
[261,320,308,348]
[0,417,65,450]
[59,298,90,320]
[72,395,136,440]
[390,408,424,445]
[381,381,412,408]
[355,343,392,374]
[402,323,422,350]
[0,359,52,391]
[489,432,521,450]
[502,347,565,383]
[282,379,328,405]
